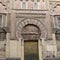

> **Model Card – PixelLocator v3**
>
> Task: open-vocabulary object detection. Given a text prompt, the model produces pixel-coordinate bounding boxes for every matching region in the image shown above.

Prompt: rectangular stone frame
[21,39,43,60]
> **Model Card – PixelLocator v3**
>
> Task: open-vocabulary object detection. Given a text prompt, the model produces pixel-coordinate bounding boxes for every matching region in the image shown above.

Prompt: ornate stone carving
[16,18,47,39]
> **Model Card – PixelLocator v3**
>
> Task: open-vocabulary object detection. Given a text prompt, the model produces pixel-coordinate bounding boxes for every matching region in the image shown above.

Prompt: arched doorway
[16,19,47,60]
[21,24,41,60]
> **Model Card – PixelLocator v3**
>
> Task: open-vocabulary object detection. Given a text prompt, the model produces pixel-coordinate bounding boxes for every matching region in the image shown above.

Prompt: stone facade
[0,0,60,60]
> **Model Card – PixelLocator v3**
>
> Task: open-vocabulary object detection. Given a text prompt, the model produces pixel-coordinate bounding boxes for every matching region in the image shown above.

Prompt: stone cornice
[11,9,48,14]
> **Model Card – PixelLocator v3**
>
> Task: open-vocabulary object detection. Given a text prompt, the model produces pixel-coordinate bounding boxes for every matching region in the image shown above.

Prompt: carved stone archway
[16,18,47,39]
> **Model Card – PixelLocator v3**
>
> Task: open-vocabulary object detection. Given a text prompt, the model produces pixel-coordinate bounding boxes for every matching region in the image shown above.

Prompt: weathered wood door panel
[24,40,39,60]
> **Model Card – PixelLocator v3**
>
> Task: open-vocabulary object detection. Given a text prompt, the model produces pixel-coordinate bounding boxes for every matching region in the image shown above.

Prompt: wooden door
[24,40,39,60]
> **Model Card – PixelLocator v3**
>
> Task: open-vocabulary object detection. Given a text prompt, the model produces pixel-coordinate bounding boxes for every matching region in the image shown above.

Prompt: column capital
[40,38,45,40]
[19,38,22,41]
[6,33,10,39]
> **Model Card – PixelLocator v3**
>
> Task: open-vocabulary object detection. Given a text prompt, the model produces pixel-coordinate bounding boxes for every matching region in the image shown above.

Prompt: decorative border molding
[16,18,47,39]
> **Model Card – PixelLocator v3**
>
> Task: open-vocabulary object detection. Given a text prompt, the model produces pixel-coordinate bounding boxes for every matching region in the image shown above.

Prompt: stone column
[10,0,13,9]
[52,16,56,28]
[41,38,46,59]
[38,39,43,60]
[17,38,22,59]
[21,40,24,60]
[2,15,4,27]
[42,38,45,47]
[10,13,16,39]
[6,33,10,57]
[52,33,57,56]
[5,14,8,27]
